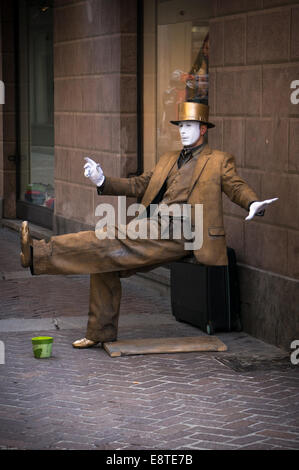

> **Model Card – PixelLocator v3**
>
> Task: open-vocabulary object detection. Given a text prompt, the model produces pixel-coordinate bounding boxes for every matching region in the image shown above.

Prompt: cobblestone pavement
[0,227,298,450]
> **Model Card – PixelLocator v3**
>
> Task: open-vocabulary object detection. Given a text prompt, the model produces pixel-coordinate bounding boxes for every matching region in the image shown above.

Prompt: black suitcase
[170,247,242,335]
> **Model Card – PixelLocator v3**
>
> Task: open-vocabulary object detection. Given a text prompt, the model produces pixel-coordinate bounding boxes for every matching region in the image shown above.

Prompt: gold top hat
[170,102,215,129]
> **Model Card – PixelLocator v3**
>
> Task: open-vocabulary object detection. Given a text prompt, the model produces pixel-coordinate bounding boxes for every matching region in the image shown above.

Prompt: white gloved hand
[245,198,279,221]
[84,157,105,187]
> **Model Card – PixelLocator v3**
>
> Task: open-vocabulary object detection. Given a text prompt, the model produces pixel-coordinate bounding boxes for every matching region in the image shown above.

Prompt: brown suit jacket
[100,146,258,266]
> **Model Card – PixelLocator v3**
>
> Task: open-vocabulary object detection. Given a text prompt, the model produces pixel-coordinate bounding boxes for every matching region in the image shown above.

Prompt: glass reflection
[18,0,54,210]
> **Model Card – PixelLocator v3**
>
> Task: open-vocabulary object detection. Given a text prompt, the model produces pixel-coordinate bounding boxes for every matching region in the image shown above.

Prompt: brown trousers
[32,218,191,342]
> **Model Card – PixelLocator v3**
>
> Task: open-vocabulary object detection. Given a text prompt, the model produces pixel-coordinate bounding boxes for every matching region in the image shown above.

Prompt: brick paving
[0,227,298,450]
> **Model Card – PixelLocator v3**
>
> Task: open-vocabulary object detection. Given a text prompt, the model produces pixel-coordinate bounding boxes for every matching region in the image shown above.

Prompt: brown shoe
[72,337,99,349]
[20,221,33,268]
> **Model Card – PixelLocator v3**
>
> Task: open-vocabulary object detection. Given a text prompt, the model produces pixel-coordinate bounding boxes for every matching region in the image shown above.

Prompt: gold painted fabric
[100,145,258,266]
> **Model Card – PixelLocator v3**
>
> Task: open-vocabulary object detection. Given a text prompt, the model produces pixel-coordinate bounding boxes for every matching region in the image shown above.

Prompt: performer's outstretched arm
[221,153,278,219]
[84,156,153,198]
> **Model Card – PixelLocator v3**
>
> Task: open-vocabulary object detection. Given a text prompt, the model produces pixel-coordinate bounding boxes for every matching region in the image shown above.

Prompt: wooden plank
[103,336,227,357]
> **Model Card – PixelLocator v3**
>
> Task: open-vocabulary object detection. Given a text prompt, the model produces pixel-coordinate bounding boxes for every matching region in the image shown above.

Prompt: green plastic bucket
[32,336,53,359]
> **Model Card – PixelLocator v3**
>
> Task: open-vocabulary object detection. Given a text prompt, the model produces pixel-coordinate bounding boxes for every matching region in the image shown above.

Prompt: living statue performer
[20,102,278,349]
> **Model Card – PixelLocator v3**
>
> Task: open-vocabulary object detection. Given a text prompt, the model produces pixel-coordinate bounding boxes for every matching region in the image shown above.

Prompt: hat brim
[170,120,215,129]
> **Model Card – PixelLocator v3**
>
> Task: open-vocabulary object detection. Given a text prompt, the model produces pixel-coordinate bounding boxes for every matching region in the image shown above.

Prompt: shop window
[143,0,212,171]
[17,0,54,227]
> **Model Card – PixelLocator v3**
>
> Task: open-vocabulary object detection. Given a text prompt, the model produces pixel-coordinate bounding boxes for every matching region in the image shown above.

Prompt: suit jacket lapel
[187,145,212,197]
[141,146,212,208]
[141,151,179,207]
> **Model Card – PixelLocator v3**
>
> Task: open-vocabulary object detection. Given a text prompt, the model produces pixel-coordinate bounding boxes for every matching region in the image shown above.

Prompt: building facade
[0,0,298,350]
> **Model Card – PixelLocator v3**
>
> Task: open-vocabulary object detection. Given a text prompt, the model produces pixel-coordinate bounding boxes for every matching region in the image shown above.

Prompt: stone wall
[53,0,138,233]
[209,0,299,349]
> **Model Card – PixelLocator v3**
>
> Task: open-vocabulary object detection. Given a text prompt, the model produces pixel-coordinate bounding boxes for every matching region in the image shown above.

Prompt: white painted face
[178,121,201,147]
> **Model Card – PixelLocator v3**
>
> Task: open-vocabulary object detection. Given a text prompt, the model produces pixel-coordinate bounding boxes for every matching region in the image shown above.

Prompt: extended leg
[28,218,190,276]
[21,218,191,348]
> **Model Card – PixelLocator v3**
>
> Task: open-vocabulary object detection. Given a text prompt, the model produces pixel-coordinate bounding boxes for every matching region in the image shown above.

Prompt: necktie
[178,148,193,169]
